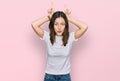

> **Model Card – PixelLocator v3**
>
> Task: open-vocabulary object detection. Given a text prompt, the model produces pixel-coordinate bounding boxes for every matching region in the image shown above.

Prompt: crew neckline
[55,35,63,37]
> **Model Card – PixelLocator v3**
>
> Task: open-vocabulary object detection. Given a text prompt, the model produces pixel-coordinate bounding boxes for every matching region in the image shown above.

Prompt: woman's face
[54,17,65,36]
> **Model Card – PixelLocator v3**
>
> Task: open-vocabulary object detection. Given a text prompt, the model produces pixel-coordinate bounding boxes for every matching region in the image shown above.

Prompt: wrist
[48,15,51,20]
[67,16,72,21]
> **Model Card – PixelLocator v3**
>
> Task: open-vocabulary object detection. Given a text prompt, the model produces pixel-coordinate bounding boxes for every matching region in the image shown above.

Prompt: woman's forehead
[55,17,65,22]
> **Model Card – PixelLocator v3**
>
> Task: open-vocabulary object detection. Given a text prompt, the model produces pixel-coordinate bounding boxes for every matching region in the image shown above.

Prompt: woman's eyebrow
[61,22,65,24]
[54,22,58,23]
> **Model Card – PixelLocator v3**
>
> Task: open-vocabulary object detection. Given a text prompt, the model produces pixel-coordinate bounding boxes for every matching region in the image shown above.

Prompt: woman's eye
[54,23,58,25]
[61,23,65,25]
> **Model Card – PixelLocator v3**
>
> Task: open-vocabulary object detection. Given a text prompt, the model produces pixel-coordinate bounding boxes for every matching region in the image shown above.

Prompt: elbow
[31,24,35,31]
[82,25,88,33]
[31,23,34,28]
[31,23,37,31]
[84,25,88,31]
[31,23,36,28]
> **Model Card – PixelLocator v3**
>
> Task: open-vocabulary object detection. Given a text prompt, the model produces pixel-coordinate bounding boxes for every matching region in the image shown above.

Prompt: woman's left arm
[68,17,88,39]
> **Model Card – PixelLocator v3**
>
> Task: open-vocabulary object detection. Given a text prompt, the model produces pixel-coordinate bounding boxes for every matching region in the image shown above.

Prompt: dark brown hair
[49,11,69,46]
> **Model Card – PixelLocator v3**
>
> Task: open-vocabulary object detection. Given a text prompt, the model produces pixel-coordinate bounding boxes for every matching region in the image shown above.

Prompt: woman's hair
[49,11,69,46]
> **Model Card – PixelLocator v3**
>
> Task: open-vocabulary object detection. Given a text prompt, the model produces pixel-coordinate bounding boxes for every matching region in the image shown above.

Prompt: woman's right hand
[47,8,54,20]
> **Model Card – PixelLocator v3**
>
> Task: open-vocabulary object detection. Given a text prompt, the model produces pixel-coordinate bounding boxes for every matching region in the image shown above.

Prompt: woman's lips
[57,31,62,33]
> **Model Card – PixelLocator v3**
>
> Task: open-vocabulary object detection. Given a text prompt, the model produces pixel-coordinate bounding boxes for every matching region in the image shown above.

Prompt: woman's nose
[58,25,61,29]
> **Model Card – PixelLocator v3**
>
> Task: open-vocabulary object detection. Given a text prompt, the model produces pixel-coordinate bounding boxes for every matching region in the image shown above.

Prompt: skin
[54,17,65,36]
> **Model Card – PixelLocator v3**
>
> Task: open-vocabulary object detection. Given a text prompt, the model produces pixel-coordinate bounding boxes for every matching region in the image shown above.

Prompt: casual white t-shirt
[39,30,78,75]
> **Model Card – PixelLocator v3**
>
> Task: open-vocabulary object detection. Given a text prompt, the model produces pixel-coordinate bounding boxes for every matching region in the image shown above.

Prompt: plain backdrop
[0,0,120,81]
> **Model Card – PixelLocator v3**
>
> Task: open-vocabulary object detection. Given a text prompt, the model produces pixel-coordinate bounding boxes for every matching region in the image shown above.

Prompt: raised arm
[68,17,88,39]
[64,9,88,39]
[31,8,54,38]
[31,16,49,38]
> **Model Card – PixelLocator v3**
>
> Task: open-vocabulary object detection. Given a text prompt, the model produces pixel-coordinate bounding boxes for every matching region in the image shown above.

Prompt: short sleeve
[70,32,79,42]
[39,30,49,41]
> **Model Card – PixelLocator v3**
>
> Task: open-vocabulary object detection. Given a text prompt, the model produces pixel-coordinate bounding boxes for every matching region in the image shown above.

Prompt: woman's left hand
[64,9,71,19]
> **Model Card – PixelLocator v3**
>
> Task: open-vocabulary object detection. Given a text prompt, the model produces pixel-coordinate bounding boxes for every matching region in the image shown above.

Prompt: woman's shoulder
[39,30,50,41]
[69,31,78,42]
[43,30,50,34]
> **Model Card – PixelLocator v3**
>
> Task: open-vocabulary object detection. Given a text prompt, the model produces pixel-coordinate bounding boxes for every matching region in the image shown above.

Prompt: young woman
[31,8,88,81]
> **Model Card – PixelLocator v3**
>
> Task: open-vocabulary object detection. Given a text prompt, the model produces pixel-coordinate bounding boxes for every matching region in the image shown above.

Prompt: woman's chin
[56,33,63,36]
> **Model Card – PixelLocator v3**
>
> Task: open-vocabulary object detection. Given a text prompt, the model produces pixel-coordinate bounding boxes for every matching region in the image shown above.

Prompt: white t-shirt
[39,30,78,75]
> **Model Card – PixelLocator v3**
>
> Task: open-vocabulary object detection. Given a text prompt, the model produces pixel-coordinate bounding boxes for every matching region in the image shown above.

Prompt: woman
[31,8,88,81]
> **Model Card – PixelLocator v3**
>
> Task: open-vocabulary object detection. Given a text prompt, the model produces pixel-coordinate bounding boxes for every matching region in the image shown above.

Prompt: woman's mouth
[57,31,62,33]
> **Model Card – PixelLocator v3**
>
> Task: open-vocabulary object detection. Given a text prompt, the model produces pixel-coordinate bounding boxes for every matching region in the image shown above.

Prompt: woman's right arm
[31,16,49,38]
[31,8,54,38]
